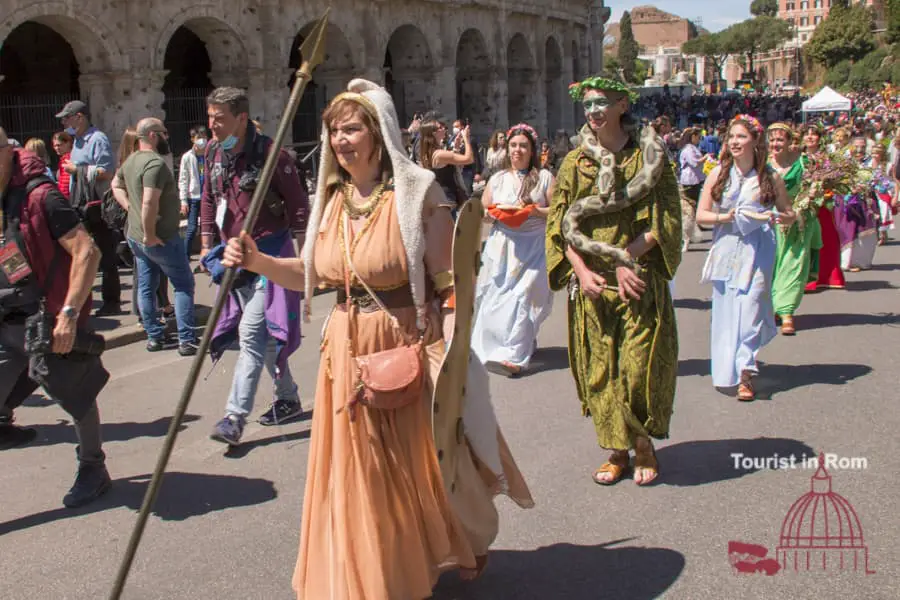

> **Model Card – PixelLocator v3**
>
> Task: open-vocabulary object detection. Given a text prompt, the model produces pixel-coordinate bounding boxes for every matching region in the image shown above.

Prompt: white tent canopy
[802,86,852,113]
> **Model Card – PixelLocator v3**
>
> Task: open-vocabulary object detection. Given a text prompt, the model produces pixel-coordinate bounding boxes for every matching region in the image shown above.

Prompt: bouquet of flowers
[796,152,857,211]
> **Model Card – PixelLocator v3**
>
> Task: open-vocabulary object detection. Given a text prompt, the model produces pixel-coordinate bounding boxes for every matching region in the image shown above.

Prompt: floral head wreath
[731,114,764,135]
[568,75,640,103]
[506,122,539,144]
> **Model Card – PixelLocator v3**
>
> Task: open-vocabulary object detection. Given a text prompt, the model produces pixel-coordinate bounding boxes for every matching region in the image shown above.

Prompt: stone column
[492,67,509,132]
[433,65,457,122]
[89,69,167,151]
[560,54,575,134]
[246,67,293,137]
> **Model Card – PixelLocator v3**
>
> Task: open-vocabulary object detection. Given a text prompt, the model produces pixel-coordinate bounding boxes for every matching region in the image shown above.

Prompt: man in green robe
[545,74,682,486]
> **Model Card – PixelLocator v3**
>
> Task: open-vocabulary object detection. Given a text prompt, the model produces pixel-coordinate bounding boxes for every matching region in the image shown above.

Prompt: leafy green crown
[568,75,639,103]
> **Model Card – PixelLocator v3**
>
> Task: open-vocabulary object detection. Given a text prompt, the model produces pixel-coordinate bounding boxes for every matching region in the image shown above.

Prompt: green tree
[885,0,900,44]
[682,33,729,92]
[617,11,640,83]
[750,0,779,18]
[805,1,874,67]
[722,16,793,77]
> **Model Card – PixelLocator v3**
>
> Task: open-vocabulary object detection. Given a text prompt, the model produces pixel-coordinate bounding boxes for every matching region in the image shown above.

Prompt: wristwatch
[60,305,78,320]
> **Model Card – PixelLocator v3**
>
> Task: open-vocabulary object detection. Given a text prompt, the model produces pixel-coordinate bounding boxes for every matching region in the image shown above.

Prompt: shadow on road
[224,427,312,459]
[655,437,816,487]
[0,472,278,536]
[20,415,203,448]
[842,279,898,292]
[797,312,900,330]
[431,540,684,600]
[678,360,872,397]
[752,362,872,398]
[673,298,711,311]
[521,346,569,376]
[868,262,900,271]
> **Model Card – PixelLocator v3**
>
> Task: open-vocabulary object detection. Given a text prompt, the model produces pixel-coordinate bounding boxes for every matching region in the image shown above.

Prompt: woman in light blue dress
[472,123,554,376]
[696,115,795,401]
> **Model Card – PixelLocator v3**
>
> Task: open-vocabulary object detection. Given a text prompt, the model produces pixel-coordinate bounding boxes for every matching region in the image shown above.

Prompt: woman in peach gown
[223,79,533,600]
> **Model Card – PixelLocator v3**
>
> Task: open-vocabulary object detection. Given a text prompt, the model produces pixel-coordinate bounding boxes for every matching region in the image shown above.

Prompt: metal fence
[163,87,214,157]
[0,91,79,168]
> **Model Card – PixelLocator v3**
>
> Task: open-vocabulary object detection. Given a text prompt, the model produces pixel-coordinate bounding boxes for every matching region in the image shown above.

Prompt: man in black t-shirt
[0,129,112,508]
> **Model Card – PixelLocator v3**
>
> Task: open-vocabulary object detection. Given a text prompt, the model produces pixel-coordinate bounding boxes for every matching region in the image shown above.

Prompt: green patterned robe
[771,156,823,316]
[546,143,682,450]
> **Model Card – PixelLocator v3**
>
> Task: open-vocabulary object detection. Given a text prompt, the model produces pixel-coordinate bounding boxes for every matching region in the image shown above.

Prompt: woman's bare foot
[633,437,658,486]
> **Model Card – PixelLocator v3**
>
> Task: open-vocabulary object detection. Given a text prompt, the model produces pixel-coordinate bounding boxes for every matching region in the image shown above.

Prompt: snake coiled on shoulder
[561,125,667,269]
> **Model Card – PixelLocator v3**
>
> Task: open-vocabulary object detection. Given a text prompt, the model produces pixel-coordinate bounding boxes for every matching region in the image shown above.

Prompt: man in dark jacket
[0,129,111,507]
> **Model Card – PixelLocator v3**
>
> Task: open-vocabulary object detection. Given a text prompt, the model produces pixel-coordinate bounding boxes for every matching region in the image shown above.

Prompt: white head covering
[302,79,436,329]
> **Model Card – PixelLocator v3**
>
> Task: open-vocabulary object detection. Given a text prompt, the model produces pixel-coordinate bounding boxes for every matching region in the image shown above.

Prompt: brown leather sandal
[780,315,796,336]
[737,372,755,401]
[592,456,630,486]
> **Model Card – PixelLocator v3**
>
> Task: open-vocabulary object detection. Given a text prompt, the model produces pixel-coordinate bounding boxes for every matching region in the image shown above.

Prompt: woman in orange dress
[223,79,532,600]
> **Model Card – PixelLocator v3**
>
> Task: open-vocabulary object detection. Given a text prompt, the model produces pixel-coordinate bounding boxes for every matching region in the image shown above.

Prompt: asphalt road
[1,235,898,600]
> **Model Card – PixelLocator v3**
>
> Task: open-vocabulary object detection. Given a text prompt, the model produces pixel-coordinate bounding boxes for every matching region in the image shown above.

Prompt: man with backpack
[0,128,112,507]
[200,87,309,446]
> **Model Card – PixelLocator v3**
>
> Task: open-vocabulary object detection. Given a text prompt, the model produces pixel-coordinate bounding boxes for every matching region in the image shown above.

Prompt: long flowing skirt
[806,206,845,291]
[841,232,878,270]
[472,225,552,369]
[293,305,533,600]
[711,269,777,388]
[772,215,822,317]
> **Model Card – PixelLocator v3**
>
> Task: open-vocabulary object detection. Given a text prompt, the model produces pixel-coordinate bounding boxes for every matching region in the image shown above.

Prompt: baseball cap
[55,100,89,119]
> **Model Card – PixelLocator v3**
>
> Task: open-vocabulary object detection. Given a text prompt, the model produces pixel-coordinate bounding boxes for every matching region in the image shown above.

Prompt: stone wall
[0,0,595,150]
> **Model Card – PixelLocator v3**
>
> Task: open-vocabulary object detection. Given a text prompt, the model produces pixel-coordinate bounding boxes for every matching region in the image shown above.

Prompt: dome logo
[727,452,875,576]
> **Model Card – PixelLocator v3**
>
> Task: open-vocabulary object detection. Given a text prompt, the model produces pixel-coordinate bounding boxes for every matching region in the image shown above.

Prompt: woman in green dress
[546,73,682,487]
[768,123,822,335]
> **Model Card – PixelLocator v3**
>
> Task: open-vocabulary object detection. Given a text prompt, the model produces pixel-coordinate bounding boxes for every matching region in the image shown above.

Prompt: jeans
[128,236,196,344]
[225,279,299,417]
[184,197,201,257]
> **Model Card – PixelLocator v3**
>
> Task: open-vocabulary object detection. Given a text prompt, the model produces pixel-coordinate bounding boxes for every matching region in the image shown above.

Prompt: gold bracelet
[432,270,454,292]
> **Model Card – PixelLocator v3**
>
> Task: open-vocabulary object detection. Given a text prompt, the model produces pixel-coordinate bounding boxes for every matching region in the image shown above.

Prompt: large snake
[561,124,667,269]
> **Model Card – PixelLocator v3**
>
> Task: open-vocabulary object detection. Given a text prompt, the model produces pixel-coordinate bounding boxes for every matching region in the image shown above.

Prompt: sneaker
[258,399,304,426]
[63,463,112,508]
[0,425,38,451]
[147,335,177,352]
[210,414,245,446]
[178,342,199,357]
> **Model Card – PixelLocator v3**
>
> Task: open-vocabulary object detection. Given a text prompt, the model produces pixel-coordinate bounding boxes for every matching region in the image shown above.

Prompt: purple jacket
[209,232,301,378]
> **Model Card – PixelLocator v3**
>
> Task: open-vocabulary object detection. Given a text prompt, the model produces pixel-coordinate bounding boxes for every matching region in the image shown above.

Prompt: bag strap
[341,211,421,345]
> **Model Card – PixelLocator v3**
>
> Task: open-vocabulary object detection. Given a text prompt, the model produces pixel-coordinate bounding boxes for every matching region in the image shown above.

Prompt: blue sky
[608,1,751,32]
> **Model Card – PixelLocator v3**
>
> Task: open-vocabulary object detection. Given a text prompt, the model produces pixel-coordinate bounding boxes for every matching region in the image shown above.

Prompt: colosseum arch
[507,33,537,127]
[0,7,123,153]
[384,25,435,127]
[288,22,356,144]
[571,39,583,128]
[154,12,254,154]
[545,36,564,137]
[455,28,494,138]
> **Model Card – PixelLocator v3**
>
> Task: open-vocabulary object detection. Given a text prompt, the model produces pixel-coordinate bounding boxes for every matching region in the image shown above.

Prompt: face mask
[583,97,611,119]
[194,138,207,150]
[157,138,171,156]
[65,127,77,136]
[221,135,238,151]
[452,127,460,136]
